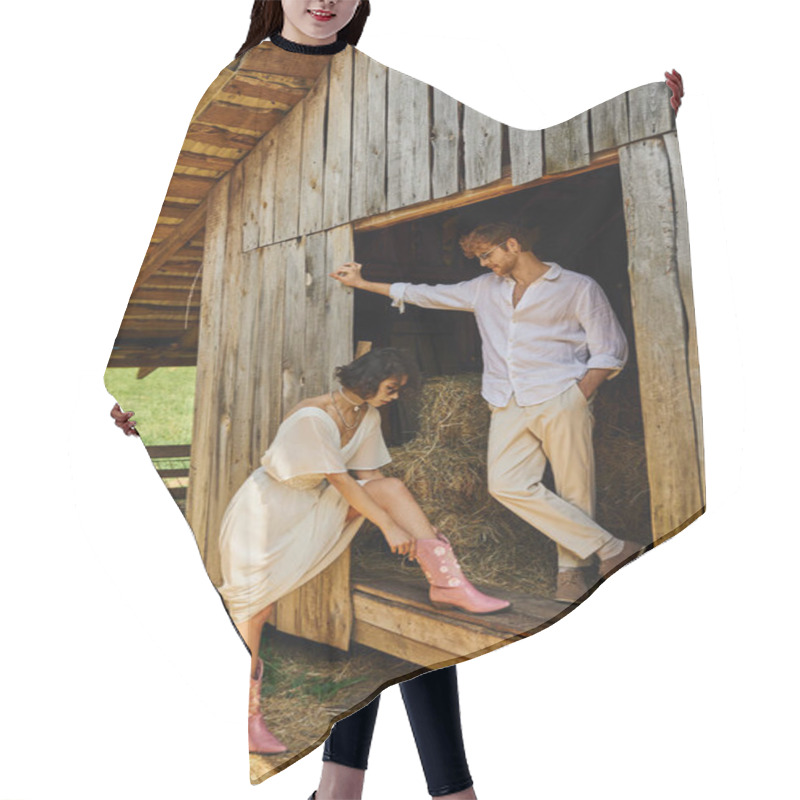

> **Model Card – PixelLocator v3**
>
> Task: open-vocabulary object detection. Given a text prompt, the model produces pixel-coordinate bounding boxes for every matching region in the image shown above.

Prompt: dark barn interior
[352,164,653,549]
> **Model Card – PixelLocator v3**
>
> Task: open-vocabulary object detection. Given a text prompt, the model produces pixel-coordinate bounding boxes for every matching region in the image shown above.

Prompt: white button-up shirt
[389,263,628,407]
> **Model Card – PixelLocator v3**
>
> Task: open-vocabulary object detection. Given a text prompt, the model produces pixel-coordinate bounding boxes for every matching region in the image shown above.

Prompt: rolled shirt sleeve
[577,279,628,379]
[389,279,480,314]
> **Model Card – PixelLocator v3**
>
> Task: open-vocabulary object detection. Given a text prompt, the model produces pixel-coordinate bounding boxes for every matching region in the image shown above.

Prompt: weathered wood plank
[185,122,258,152]
[351,51,388,218]
[276,550,354,651]
[252,243,286,453]
[619,138,704,541]
[165,174,216,201]
[508,127,543,186]
[228,247,263,485]
[544,111,590,174]
[627,82,674,141]
[324,49,353,229]
[273,101,304,242]
[590,92,630,152]
[352,592,503,656]
[431,89,460,199]
[281,237,307,416]
[257,130,278,248]
[241,138,264,252]
[325,225,355,384]
[355,149,621,233]
[303,231,330,396]
[299,65,329,235]
[186,176,229,562]
[387,69,431,209]
[352,619,456,666]
[195,102,283,134]
[463,105,503,190]
[664,131,704,503]
[195,163,244,585]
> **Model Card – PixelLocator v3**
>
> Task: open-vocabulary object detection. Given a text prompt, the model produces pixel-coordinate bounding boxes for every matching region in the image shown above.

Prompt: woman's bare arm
[325,471,416,557]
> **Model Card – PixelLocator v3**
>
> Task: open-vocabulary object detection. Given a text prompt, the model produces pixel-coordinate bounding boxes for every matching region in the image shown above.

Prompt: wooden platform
[350,569,571,667]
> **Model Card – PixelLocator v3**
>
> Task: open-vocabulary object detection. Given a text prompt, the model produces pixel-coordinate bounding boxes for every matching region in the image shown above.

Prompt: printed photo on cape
[104,21,702,787]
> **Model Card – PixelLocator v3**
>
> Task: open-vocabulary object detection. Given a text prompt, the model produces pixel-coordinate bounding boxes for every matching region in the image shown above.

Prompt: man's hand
[577,369,614,400]
[330,262,365,288]
[111,403,139,436]
[665,69,684,114]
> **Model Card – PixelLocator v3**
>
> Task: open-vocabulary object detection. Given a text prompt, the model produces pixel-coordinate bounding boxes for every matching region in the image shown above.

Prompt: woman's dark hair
[335,348,420,399]
[236,1,371,59]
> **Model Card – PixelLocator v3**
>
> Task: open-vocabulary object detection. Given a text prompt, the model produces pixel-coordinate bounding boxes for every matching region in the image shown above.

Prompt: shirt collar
[542,262,562,280]
[501,261,562,284]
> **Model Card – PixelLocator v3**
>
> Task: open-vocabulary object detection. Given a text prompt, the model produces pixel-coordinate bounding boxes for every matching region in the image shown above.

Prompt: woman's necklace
[330,389,364,430]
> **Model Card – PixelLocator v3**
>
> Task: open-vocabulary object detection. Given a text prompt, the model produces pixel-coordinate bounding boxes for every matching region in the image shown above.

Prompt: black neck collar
[270,32,348,55]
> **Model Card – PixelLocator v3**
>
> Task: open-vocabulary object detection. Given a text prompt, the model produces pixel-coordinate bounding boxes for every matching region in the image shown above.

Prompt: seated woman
[217,347,509,755]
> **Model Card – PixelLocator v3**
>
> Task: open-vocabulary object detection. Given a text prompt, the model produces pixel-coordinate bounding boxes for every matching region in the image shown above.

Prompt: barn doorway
[352,163,652,544]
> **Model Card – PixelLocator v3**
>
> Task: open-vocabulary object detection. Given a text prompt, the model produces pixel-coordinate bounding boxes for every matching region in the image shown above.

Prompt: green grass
[104,367,196,445]
[258,637,366,702]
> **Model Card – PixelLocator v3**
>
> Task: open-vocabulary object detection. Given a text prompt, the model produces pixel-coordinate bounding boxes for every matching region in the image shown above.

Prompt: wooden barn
[108,42,704,668]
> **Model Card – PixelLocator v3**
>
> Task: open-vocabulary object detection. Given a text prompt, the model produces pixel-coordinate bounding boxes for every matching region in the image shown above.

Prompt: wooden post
[186,175,230,567]
[276,224,356,650]
[619,137,704,542]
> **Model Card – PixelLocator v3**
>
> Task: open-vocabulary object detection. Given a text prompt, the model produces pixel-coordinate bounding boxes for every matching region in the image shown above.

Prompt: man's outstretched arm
[331,262,479,313]
[330,262,392,297]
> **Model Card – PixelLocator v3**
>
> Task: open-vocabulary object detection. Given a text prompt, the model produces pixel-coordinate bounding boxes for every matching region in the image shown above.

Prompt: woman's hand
[665,69,684,113]
[381,522,417,559]
[111,403,139,436]
[329,262,364,288]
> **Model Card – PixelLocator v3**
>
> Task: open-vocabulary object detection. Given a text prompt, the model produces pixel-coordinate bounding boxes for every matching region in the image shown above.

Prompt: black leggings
[323,666,473,797]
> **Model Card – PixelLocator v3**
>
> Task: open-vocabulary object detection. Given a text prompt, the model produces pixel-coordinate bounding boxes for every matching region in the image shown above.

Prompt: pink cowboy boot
[415,532,511,614]
[248,659,287,755]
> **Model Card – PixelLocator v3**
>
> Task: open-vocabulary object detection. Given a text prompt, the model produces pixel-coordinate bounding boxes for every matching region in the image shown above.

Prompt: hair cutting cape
[105,39,703,784]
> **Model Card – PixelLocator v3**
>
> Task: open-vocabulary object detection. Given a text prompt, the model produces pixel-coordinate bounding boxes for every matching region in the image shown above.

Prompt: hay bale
[352,373,651,597]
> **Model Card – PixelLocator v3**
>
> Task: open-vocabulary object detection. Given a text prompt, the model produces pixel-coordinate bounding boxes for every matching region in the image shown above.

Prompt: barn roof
[108,42,335,373]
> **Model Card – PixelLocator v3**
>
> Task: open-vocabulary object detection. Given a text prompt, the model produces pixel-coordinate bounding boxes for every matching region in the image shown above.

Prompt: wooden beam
[354,150,619,233]
[185,175,230,564]
[134,201,207,291]
[664,131,705,503]
[352,619,456,666]
[619,137,704,542]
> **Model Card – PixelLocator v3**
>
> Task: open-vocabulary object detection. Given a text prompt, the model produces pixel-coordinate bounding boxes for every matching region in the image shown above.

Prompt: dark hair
[335,348,420,399]
[459,222,531,258]
[236,1,371,59]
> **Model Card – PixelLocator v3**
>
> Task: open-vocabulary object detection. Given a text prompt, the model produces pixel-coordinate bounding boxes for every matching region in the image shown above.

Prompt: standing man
[331,223,642,603]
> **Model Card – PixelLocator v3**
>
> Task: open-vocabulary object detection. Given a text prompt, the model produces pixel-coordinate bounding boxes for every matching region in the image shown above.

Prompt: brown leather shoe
[597,540,644,580]
[555,568,589,603]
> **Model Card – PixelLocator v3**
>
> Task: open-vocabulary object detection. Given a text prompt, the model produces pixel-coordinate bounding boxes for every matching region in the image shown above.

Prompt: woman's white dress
[218,406,391,624]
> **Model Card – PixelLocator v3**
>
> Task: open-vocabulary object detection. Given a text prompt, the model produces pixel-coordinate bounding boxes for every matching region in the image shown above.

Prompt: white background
[1,1,796,798]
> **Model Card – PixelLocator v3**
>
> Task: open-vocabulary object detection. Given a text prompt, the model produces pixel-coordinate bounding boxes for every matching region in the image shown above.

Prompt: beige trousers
[487,384,612,568]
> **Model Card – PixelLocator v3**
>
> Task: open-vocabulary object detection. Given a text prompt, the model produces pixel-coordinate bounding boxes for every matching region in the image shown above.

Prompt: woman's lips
[308,9,335,21]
